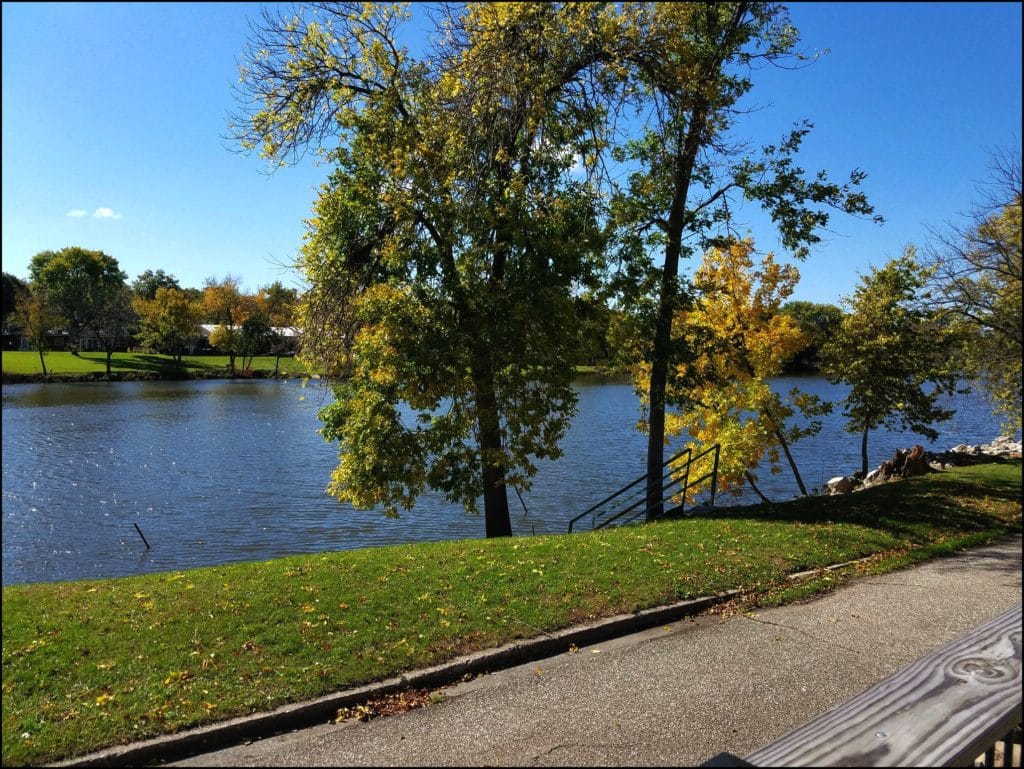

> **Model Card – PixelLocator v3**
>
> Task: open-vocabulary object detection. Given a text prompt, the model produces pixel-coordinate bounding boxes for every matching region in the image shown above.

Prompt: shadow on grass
[74,353,197,374]
[73,353,230,376]
[694,461,1022,541]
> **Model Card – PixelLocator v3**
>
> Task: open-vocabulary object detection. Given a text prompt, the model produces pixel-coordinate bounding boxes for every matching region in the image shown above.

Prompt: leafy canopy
[659,238,829,501]
[601,2,881,517]
[133,287,202,361]
[28,247,128,349]
[823,248,958,473]
[924,148,1021,433]
[236,3,615,532]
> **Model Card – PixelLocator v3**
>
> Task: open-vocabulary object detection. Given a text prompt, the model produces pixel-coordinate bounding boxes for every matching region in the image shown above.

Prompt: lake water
[1,376,1011,585]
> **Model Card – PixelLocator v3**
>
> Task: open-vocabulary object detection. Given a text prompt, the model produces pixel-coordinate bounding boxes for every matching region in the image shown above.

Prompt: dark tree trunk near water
[645,105,709,521]
[472,361,513,538]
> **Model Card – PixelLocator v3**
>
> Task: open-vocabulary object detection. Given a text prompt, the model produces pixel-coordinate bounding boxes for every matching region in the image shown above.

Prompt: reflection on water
[1,376,1011,585]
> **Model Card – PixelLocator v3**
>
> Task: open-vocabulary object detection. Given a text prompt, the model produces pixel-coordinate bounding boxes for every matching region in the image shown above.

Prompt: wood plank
[746,603,1022,767]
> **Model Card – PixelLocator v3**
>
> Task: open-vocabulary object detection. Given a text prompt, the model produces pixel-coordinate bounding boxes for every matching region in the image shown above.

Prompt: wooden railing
[705,603,1022,767]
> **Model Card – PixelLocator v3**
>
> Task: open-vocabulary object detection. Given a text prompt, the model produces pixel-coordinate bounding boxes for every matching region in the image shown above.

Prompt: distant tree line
[2,254,301,377]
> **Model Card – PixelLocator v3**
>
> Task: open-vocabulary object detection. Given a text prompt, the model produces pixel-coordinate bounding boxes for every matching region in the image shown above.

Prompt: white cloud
[92,207,123,219]
[66,209,88,217]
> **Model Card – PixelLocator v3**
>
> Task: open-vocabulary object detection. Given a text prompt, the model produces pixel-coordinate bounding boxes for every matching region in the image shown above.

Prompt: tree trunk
[480,440,512,537]
[771,424,808,496]
[744,471,772,504]
[472,361,512,538]
[105,348,113,378]
[645,105,708,520]
[645,309,671,520]
[38,347,47,375]
[861,426,870,476]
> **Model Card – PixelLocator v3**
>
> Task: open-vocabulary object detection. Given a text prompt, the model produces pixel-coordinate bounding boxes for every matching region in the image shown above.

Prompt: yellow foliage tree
[657,238,831,503]
[202,276,267,373]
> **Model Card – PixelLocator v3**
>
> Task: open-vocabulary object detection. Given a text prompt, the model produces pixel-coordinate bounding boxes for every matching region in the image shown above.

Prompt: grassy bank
[1,351,309,382]
[2,462,1020,765]
[2,352,613,382]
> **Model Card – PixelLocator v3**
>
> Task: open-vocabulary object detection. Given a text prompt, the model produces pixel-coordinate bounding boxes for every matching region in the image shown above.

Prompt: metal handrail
[605,444,720,529]
[568,444,720,533]
[684,443,720,511]
[567,447,691,533]
[589,468,691,531]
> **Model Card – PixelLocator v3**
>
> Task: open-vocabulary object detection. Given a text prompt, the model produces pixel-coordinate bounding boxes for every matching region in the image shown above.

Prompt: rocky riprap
[825,436,1022,496]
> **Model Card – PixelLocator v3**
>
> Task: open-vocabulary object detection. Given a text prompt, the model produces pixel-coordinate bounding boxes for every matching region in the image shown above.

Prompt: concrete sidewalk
[166,534,1022,767]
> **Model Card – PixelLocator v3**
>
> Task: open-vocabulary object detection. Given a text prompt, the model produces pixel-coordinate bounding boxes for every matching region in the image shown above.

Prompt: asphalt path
[169,534,1022,767]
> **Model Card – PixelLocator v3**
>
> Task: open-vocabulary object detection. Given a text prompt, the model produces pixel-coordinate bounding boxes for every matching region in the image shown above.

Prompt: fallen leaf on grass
[163,670,194,686]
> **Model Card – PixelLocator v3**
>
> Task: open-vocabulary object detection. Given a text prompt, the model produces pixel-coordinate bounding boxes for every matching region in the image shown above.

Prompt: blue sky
[2,2,1021,303]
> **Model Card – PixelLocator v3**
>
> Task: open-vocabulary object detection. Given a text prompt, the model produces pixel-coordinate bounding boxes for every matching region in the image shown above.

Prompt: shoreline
[1,369,299,385]
[2,367,624,386]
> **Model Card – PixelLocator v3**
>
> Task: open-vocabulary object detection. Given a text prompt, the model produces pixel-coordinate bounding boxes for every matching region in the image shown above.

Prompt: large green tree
[234,3,614,536]
[606,3,881,518]
[133,287,201,362]
[822,248,958,476]
[924,148,1022,432]
[131,269,181,301]
[27,247,128,354]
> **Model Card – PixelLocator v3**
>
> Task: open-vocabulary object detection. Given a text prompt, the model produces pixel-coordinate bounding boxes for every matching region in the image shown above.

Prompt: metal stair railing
[566,449,690,533]
[567,444,720,533]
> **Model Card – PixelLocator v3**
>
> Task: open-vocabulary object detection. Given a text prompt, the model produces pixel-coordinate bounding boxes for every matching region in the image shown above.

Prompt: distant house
[3,324,81,352]
[268,326,302,355]
[195,324,301,355]
[2,324,24,350]
[3,322,301,356]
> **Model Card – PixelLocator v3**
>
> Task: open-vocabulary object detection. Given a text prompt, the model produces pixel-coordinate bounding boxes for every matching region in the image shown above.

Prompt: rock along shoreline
[825,436,1023,496]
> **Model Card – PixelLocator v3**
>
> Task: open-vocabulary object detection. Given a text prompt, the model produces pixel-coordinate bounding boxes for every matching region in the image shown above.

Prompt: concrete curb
[53,591,739,767]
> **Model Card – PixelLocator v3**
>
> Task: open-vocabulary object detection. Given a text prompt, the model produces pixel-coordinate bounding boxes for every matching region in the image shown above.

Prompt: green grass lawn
[1,351,310,379]
[2,461,1020,765]
[2,352,615,381]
